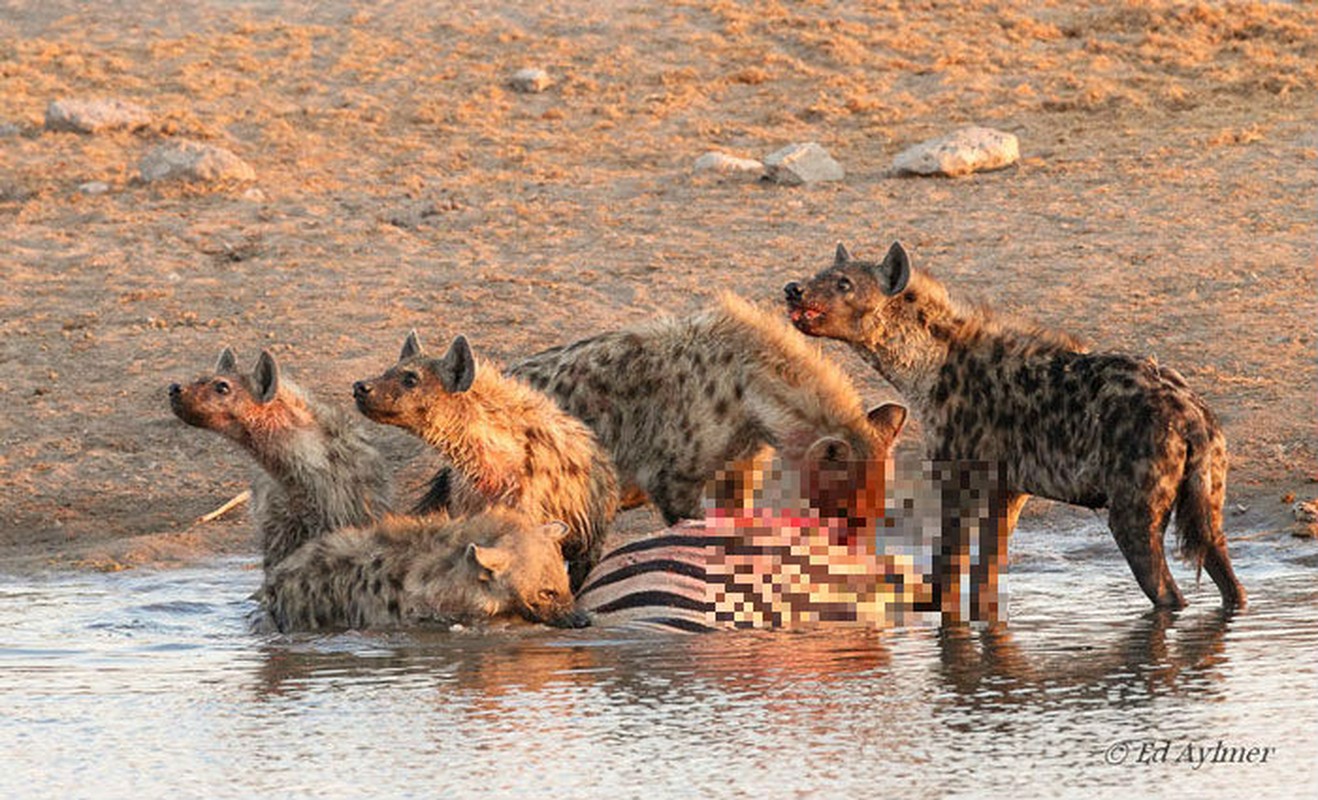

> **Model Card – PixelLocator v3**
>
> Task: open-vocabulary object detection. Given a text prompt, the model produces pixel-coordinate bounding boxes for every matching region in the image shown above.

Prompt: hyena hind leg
[1107,493,1186,610]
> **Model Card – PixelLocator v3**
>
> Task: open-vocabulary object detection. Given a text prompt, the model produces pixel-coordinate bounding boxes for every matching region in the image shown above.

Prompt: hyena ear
[433,335,476,393]
[834,242,852,266]
[467,542,511,579]
[538,521,570,546]
[399,329,423,361]
[805,436,853,467]
[866,403,908,442]
[214,347,238,373]
[872,241,911,296]
[253,351,280,404]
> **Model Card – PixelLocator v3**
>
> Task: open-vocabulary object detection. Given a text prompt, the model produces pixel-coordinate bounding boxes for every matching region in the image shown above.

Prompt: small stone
[139,141,255,185]
[763,142,844,186]
[509,68,552,93]
[893,126,1020,177]
[242,187,267,203]
[45,98,151,134]
[0,122,20,138]
[693,151,764,178]
[78,181,111,195]
[1293,500,1318,524]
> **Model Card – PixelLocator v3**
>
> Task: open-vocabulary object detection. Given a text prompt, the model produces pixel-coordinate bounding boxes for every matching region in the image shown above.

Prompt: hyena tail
[1174,421,1246,608]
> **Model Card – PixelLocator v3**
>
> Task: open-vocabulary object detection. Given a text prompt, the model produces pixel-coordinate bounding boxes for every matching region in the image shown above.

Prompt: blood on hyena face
[784,242,912,340]
[353,331,476,429]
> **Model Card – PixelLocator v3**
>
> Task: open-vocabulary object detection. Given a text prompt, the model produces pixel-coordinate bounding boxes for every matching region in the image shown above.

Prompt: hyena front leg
[1107,489,1185,610]
[970,486,1025,623]
[648,464,708,525]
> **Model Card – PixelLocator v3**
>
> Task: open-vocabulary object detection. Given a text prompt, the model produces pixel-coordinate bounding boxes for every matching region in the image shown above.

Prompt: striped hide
[576,510,932,632]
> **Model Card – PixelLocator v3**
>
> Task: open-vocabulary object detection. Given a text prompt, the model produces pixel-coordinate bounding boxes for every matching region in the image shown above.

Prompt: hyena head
[460,521,587,628]
[353,331,476,433]
[801,402,907,524]
[168,348,312,447]
[784,242,952,346]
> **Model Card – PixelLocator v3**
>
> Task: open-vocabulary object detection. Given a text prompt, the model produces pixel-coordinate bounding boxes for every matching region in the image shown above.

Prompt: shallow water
[3,520,1316,799]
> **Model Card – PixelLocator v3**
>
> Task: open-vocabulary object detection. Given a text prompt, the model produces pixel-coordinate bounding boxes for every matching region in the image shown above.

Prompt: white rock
[893,126,1020,177]
[45,98,151,134]
[509,68,552,93]
[764,142,844,186]
[693,151,764,178]
[139,141,255,185]
[78,181,110,195]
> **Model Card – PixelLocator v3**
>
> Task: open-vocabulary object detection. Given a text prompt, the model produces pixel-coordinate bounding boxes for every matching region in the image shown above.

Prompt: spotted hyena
[784,241,1246,615]
[508,292,909,527]
[352,332,619,591]
[169,348,395,572]
[261,508,586,632]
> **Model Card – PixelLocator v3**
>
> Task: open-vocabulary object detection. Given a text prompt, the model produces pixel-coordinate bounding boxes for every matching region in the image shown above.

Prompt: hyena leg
[1107,492,1185,610]
[970,488,1026,623]
[648,467,707,525]
[926,462,976,624]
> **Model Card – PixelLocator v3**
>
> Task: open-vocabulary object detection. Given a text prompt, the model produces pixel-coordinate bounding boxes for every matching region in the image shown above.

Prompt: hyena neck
[422,378,528,501]
[848,330,948,418]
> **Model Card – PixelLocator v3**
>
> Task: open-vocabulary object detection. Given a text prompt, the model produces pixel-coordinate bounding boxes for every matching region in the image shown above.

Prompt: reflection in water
[1,541,1315,798]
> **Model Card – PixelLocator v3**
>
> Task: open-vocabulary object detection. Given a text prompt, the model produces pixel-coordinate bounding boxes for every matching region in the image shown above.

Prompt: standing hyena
[169,348,394,571]
[784,241,1246,615]
[261,508,586,632]
[352,332,619,591]
[508,292,910,526]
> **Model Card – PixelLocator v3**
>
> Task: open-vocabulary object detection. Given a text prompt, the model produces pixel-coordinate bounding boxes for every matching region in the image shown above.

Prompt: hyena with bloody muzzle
[352,332,619,592]
[262,508,586,632]
[169,349,395,572]
[508,292,909,528]
[784,242,1246,617]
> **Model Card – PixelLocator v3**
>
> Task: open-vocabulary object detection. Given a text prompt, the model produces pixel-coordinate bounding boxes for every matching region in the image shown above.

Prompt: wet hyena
[352,332,619,592]
[262,508,586,632]
[508,292,909,526]
[169,348,394,572]
[784,241,1246,615]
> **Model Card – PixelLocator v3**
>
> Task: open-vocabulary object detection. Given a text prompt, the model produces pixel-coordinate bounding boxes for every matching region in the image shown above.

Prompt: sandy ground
[1,0,1315,572]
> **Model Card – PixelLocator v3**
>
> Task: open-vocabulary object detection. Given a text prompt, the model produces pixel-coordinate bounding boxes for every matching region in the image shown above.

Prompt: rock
[1294,500,1318,524]
[509,68,552,93]
[693,151,764,179]
[139,141,255,185]
[763,142,844,186]
[893,126,1020,177]
[78,181,111,196]
[45,98,151,134]
[0,122,21,138]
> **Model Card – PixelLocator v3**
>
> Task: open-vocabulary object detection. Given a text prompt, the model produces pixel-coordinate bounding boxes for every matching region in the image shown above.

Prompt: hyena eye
[837,276,854,293]
[401,372,420,389]
[213,379,231,396]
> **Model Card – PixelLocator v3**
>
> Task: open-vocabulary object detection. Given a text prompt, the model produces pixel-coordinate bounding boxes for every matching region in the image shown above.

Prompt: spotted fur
[169,349,394,572]
[353,333,619,591]
[785,242,1246,614]
[261,508,585,632]
[509,292,908,526]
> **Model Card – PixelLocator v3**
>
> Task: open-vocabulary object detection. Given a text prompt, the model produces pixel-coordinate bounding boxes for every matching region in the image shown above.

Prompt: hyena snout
[352,380,372,400]
[168,382,182,398]
[543,607,591,629]
[783,282,804,304]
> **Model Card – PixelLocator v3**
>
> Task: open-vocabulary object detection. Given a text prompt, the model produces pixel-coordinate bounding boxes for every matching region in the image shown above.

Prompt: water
[3,521,1316,799]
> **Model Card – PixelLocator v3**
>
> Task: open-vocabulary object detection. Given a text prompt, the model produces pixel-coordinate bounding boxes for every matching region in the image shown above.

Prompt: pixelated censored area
[884,459,1014,623]
[703,509,930,629]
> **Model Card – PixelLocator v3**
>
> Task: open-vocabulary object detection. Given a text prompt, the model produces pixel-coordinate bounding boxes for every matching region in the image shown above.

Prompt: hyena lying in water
[169,348,394,572]
[509,292,908,525]
[261,508,585,632]
[576,428,931,631]
[353,332,619,592]
[785,242,1246,615]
